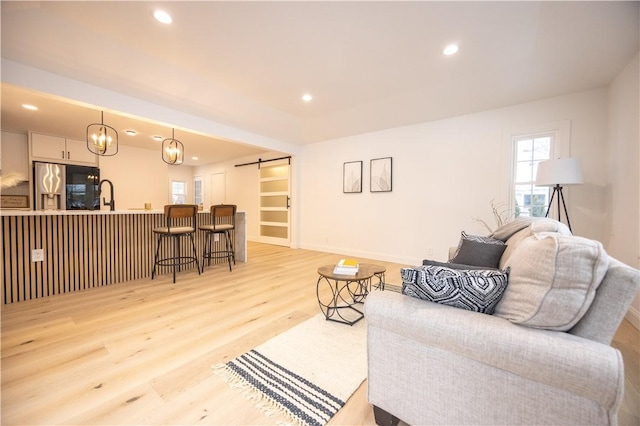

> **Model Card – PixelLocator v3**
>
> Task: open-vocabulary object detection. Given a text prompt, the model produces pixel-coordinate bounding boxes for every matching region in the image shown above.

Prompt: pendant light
[162,128,184,165]
[86,111,118,156]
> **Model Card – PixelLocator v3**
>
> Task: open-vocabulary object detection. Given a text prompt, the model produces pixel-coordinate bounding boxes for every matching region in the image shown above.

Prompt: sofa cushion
[499,227,532,270]
[401,265,509,314]
[490,217,538,241]
[422,259,497,270]
[494,233,609,331]
[498,218,573,269]
[491,217,572,242]
[449,232,506,269]
[530,218,572,235]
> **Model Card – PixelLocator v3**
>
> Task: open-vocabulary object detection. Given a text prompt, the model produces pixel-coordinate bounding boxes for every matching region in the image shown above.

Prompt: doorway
[258,161,290,246]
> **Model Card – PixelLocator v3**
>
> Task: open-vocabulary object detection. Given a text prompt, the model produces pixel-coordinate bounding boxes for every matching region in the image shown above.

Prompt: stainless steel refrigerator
[33,162,100,210]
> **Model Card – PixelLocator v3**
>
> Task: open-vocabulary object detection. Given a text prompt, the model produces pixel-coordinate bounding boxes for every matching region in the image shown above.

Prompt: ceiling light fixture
[154,10,172,24]
[153,135,163,141]
[443,44,459,56]
[86,111,118,156]
[192,157,199,161]
[302,94,313,102]
[22,104,38,111]
[162,128,184,165]
[125,130,137,136]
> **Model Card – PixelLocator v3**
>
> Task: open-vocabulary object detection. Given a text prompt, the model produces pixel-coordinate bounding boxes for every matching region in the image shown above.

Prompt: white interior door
[258,161,290,246]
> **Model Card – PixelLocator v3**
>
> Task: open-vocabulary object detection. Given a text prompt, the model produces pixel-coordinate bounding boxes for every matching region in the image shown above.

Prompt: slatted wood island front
[1,210,246,304]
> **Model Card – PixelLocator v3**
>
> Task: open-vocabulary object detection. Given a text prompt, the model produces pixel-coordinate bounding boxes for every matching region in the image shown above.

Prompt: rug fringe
[212,363,306,426]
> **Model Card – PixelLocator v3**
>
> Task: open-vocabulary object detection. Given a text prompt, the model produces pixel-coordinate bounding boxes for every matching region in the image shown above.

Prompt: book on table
[333,258,359,275]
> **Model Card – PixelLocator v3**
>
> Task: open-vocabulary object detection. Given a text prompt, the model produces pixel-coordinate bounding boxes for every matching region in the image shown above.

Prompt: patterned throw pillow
[449,231,507,269]
[401,264,509,314]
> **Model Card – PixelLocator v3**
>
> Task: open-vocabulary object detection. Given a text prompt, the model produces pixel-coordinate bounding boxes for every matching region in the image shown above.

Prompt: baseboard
[625,306,640,330]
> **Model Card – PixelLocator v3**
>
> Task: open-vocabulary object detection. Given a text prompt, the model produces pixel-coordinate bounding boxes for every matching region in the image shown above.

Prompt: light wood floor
[1,242,638,425]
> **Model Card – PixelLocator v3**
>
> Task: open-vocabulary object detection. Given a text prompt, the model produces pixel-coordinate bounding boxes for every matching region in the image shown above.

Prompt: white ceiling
[0,82,273,166]
[1,1,638,165]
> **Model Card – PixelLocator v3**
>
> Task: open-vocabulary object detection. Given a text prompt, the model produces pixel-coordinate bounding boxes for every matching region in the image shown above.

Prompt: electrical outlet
[32,249,44,262]
[427,247,434,256]
[214,234,220,242]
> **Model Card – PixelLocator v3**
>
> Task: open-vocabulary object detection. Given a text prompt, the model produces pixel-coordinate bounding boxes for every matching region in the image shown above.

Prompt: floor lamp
[535,158,583,233]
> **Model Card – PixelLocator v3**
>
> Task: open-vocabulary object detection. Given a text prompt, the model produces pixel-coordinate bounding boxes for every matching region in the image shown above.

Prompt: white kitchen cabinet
[30,132,98,166]
[31,133,64,159]
[65,138,97,164]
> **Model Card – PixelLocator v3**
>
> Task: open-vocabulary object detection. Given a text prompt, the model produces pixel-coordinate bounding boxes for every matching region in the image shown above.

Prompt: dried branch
[473,199,513,233]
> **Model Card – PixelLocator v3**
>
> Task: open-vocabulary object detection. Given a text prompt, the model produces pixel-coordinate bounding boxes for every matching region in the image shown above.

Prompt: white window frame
[193,175,204,209]
[170,180,187,204]
[512,133,554,218]
[501,120,571,221]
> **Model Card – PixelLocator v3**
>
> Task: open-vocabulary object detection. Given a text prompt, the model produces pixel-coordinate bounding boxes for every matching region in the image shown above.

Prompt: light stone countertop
[0,209,227,216]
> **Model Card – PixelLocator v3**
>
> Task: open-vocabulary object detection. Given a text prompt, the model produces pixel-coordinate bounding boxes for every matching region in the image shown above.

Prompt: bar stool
[200,204,236,271]
[152,204,201,283]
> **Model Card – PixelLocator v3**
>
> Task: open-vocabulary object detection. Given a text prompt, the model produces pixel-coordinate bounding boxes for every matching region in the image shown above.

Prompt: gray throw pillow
[401,265,509,314]
[449,232,507,269]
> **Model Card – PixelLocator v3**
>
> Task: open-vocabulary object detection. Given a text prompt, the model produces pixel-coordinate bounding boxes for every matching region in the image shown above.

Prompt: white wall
[606,53,640,328]
[99,144,180,210]
[0,131,30,197]
[194,153,273,241]
[298,89,609,266]
[194,152,298,245]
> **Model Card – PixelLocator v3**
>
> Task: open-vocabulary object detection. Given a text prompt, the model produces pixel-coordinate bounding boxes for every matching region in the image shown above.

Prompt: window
[193,175,203,209]
[171,180,186,204]
[513,135,552,218]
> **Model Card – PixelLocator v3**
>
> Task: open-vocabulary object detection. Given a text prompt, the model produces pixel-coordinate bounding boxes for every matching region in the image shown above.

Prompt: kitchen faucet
[98,179,115,211]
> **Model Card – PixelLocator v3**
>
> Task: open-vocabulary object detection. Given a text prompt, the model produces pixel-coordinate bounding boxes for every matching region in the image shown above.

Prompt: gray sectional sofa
[365,218,640,425]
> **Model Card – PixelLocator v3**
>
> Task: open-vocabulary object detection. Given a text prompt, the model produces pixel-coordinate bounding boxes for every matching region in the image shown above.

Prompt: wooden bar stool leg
[201,232,208,270]
[228,230,236,265]
[208,232,213,266]
[189,232,201,274]
[172,235,178,283]
[152,233,162,279]
[224,231,232,271]
[179,236,184,277]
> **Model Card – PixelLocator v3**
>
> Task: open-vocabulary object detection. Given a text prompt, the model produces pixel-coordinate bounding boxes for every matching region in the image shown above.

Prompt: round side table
[316,265,374,325]
[364,264,386,291]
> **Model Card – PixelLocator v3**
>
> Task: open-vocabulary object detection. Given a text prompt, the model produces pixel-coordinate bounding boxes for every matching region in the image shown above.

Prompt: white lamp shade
[535,158,584,186]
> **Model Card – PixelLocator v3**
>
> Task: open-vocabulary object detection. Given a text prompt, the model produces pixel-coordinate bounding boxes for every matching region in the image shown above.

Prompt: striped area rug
[213,314,367,426]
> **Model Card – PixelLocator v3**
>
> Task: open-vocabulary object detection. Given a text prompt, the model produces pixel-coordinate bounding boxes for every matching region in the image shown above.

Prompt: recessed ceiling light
[302,94,313,102]
[443,44,459,56]
[154,10,172,24]
[191,156,199,161]
[153,135,163,141]
[22,104,38,110]
[125,130,137,136]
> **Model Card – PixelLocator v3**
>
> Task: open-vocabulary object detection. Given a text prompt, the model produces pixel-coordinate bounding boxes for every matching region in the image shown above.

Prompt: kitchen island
[0,209,246,304]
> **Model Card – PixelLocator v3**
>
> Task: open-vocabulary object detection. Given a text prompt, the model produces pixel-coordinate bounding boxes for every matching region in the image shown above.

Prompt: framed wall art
[370,157,392,192]
[343,161,363,193]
